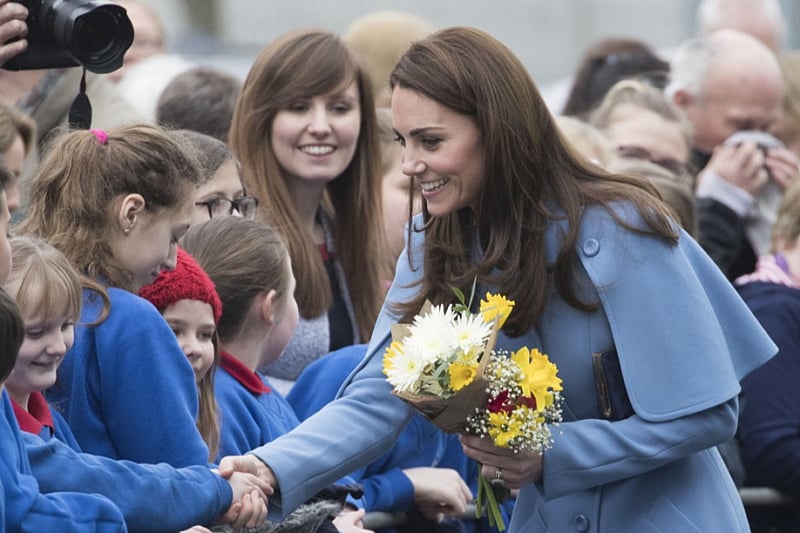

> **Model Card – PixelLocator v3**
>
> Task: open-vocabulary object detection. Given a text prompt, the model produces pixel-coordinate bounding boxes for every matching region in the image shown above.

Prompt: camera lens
[69,6,133,72]
[1,0,133,73]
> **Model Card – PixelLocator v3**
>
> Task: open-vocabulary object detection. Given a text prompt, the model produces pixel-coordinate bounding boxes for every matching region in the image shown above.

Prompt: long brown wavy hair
[390,27,679,337]
[229,29,389,342]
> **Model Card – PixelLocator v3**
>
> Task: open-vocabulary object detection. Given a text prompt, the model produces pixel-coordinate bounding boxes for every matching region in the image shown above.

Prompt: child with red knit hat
[139,247,223,462]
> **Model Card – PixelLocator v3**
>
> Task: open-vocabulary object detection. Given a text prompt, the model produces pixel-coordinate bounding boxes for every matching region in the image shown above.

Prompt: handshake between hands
[179,460,274,533]
[213,455,374,533]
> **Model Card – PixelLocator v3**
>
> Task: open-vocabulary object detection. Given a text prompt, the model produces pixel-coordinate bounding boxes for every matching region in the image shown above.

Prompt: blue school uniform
[46,287,209,466]
[13,390,81,450]
[0,389,127,533]
[252,206,776,532]
[214,351,300,461]
[13,391,233,532]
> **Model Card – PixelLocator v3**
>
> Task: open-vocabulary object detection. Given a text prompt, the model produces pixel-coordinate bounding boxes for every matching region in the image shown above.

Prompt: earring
[123,227,130,235]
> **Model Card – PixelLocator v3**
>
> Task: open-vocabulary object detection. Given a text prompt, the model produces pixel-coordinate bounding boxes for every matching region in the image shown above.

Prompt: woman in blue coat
[221,27,776,532]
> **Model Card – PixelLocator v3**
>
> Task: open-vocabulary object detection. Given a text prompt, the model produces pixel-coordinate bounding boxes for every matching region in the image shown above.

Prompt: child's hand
[333,508,374,533]
[403,467,473,520]
[218,471,270,528]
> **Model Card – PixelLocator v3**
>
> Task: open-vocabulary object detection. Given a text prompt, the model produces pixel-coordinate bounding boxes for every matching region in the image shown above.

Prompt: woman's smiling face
[391,86,485,217]
[270,81,362,185]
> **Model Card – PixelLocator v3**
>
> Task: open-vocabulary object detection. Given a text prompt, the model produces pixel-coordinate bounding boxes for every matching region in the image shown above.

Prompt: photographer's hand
[0,0,27,66]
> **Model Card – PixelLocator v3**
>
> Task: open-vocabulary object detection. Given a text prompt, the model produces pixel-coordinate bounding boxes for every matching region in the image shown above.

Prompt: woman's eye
[393,134,406,147]
[421,137,441,149]
[288,101,309,112]
[331,102,352,113]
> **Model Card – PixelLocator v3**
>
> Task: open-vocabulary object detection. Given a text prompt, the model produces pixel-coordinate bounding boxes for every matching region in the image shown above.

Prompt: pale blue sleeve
[542,398,738,499]
[249,231,426,518]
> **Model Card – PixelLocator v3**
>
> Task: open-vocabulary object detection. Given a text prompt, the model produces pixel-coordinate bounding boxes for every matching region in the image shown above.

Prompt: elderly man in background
[667,29,799,281]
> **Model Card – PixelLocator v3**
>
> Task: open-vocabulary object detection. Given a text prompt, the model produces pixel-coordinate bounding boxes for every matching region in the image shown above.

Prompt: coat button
[582,238,600,257]
[573,514,590,532]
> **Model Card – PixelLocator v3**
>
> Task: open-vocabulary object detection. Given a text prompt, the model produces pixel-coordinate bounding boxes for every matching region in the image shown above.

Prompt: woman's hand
[460,434,543,489]
[218,454,278,489]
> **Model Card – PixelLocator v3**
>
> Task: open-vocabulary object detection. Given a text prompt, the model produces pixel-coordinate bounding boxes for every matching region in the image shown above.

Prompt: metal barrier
[360,490,796,529]
[739,487,797,507]
[363,504,477,530]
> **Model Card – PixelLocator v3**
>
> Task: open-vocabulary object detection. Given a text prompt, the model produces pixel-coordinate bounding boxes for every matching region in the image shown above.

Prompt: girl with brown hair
[230,29,390,393]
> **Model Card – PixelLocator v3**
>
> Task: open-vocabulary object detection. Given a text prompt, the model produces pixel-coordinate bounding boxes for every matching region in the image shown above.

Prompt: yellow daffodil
[512,347,563,409]
[448,361,479,391]
[480,293,515,328]
[488,411,523,448]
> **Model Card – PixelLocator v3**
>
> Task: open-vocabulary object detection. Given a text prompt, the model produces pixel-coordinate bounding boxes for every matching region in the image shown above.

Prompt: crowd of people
[0,0,797,532]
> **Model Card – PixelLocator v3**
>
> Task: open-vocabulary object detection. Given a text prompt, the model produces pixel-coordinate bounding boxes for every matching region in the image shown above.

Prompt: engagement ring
[490,466,506,488]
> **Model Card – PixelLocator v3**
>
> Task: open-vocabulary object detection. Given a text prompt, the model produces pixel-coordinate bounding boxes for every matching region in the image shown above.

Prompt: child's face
[112,201,193,291]
[5,305,74,401]
[162,299,216,381]
[191,159,246,225]
[261,257,299,367]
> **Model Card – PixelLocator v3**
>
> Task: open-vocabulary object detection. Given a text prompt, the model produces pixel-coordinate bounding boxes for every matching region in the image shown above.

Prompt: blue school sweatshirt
[14,391,233,532]
[214,351,300,462]
[0,389,128,532]
[46,288,209,466]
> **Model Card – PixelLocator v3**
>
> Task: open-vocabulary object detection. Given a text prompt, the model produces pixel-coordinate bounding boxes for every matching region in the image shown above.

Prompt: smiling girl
[230,29,390,394]
[16,124,212,467]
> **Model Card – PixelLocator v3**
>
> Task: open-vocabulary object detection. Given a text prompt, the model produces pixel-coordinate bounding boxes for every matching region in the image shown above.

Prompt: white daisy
[450,311,492,362]
[385,343,426,392]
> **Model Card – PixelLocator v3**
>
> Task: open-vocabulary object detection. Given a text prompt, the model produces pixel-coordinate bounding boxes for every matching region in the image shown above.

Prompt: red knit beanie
[139,247,222,324]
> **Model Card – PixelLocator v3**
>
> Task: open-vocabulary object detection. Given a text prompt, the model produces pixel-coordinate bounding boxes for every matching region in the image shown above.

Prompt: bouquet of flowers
[382,290,563,531]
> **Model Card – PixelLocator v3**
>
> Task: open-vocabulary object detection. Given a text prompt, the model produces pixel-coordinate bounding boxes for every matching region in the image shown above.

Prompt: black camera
[3,0,134,74]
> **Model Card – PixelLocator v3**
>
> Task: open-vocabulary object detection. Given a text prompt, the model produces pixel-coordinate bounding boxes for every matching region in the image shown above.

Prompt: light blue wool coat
[252,205,776,532]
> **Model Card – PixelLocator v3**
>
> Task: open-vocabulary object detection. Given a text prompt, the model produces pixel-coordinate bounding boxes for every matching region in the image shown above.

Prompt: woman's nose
[307,106,332,135]
[401,150,426,177]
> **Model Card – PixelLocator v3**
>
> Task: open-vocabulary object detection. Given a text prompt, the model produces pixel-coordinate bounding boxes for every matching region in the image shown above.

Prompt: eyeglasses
[195,196,259,219]
[615,145,696,179]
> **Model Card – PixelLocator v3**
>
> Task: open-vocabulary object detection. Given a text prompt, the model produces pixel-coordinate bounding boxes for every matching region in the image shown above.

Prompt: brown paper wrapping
[389,302,500,434]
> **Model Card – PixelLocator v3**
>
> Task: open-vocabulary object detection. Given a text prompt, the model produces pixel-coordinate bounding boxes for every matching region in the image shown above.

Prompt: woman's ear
[116,193,146,234]
[259,289,278,326]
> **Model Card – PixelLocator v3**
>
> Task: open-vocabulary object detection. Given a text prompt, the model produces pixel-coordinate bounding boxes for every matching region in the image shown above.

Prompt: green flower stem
[475,468,508,532]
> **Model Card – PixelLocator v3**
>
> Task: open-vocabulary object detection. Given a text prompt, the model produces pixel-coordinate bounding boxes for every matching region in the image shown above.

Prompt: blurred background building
[139,0,800,110]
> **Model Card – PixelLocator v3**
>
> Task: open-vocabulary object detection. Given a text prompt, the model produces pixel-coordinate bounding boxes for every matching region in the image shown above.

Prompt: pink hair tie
[89,128,108,145]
